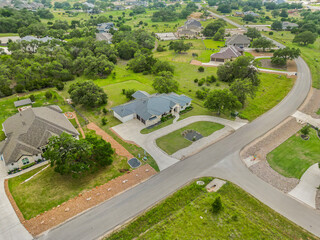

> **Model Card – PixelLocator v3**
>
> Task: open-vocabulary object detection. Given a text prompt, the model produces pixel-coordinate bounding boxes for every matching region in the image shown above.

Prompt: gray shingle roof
[132,90,150,99]
[226,34,250,46]
[112,92,192,121]
[14,98,32,108]
[211,46,243,60]
[0,106,79,165]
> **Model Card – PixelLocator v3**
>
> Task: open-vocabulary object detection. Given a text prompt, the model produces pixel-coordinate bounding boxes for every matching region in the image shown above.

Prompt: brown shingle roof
[210,46,243,60]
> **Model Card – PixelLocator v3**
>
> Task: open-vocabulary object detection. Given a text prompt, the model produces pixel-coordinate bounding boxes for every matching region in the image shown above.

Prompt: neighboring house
[19,36,55,53]
[282,21,299,30]
[155,32,178,41]
[226,34,250,48]
[112,91,192,126]
[14,99,32,108]
[210,46,244,62]
[0,36,21,46]
[0,106,79,171]
[176,19,203,38]
[97,22,115,33]
[244,11,260,17]
[234,11,244,17]
[83,2,95,8]
[126,0,148,6]
[114,5,125,10]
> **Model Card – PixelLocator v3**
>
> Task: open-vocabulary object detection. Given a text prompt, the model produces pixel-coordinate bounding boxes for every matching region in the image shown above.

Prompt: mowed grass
[8,154,130,220]
[239,73,294,121]
[267,128,320,179]
[107,179,317,240]
[156,121,224,155]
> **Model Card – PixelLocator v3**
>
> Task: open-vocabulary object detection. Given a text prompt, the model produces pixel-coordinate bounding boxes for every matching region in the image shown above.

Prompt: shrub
[301,125,310,136]
[55,81,64,91]
[29,94,35,102]
[212,196,222,214]
[102,117,107,126]
[269,31,273,35]
[156,45,166,52]
[198,66,205,72]
[45,91,53,99]
[21,162,36,170]
[207,75,216,83]
[198,78,205,86]
[194,78,198,83]
[102,108,107,115]
[15,84,24,93]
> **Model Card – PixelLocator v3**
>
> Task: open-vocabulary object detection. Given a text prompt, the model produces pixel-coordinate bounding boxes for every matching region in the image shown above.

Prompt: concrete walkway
[0,162,33,240]
[289,163,320,208]
[112,116,247,171]
[292,111,320,128]
[258,68,297,76]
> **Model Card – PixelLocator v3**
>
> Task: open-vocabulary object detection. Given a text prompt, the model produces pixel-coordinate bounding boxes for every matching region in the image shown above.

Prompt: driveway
[0,162,33,240]
[112,116,247,170]
[289,163,320,208]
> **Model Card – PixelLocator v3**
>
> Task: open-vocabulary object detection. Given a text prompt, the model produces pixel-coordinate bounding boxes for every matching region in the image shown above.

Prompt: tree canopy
[152,71,179,93]
[68,81,108,107]
[293,31,318,46]
[202,19,226,37]
[271,47,301,66]
[251,37,275,51]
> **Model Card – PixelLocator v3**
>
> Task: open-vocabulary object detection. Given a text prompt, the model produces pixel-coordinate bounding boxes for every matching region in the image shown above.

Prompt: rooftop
[211,46,243,60]
[14,99,32,108]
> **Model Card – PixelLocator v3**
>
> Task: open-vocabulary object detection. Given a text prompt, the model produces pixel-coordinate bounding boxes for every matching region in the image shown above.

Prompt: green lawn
[262,31,320,89]
[156,121,224,155]
[0,33,19,37]
[267,128,320,179]
[8,153,130,220]
[107,179,317,240]
[239,73,294,121]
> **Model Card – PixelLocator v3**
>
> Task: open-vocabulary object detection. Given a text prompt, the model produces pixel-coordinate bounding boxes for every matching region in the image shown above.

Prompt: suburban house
[234,11,244,17]
[97,22,115,33]
[176,19,203,38]
[226,34,250,48]
[244,11,260,17]
[210,46,244,62]
[96,22,116,43]
[111,91,192,126]
[282,21,299,30]
[0,106,79,171]
[20,36,56,52]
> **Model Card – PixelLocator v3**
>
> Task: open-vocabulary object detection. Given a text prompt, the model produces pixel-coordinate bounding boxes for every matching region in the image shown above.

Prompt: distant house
[282,21,298,30]
[244,11,260,17]
[226,34,250,48]
[114,5,125,10]
[111,91,192,126]
[97,22,115,33]
[14,99,32,108]
[96,33,113,43]
[210,46,244,62]
[234,11,244,17]
[176,19,203,38]
[83,2,95,8]
[155,32,178,41]
[19,36,56,52]
[0,106,79,171]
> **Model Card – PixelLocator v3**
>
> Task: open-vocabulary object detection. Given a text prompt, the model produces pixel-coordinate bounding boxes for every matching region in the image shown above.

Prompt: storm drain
[128,158,141,168]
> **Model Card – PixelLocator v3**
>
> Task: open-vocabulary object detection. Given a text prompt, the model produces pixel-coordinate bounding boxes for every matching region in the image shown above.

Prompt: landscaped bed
[156,121,224,155]
[267,128,320,179]
[106,178,317,240]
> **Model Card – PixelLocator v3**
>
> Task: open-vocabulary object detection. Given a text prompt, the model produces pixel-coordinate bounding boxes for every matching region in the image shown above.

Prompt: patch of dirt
[6,164,156,237]
[248,50,273,57]
[259,59,297,72]
[190,59,203,66]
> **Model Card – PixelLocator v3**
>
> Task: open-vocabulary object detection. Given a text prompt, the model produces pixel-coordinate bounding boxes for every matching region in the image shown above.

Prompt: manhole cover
[128,158,141,168]
[196,181,205,185]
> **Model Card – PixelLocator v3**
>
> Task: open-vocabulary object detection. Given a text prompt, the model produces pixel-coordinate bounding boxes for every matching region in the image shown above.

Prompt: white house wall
[114,112,135,123]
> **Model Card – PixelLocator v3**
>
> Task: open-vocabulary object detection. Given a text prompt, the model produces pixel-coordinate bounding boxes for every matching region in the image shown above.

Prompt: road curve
[38,13,319,240]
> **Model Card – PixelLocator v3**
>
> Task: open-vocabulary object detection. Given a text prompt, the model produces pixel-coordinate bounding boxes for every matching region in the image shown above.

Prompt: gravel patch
[250,161,299,193]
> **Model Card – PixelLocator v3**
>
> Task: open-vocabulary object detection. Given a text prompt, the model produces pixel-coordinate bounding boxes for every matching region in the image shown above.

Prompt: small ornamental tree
[198,66,205,72]
[212,196,222,213]
[301,125,310,136]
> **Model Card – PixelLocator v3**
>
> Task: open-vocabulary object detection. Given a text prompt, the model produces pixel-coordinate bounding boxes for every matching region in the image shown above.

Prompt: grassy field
[107,179,317,240]
[0,33,19,37]
[239,73,294,121]
[267,128,320,179]
[8,153,130,220]
[156,121,224,155]
[262,31,320,89]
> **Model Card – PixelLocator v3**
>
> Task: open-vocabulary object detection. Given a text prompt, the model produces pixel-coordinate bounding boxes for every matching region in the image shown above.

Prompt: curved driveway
[39,14,320,240]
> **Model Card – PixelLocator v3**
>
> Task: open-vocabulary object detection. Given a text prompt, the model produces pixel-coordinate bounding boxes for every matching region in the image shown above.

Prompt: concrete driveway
[112,116,247,170]
[289,163,320,208]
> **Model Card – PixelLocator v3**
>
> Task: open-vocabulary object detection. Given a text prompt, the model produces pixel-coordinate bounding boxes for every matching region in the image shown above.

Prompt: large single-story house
[155,32,178,41]
[111,91,192,126]
[226,34,250,48]
[210,46,244,62]
[282,21,299,30]
[176,19,203,38]
[0,106,79,171]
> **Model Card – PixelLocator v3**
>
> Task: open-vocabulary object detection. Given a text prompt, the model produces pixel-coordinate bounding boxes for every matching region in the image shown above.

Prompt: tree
[68,81,108,107]
[123,89,136,100]
[198,66,204,72]
[230,78,256,106]
[251,37,275,51]
[279,9,288,18]
[152,71,178,93]
[300,125,310,136]
[271,47,301,66]
[245,28,261,40]
[293,31,317,46]
[45,90,52,99]
[169,40,192,53]
[44,133,113,177]
[271,9,280,18]
[203,20,226,37]
[116,40,139,60]
[212,196,222,213]
[213,28,225,41]
[204,89,241,115]
[271,20,282,31]
[152,60,174,74]
[217,4,231,13]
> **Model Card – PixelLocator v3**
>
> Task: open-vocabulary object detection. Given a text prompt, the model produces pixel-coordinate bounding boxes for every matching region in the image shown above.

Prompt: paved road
[38,13,319,240]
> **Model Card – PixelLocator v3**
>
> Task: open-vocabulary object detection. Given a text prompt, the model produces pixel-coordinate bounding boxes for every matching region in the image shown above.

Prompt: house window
[22,158,29,165]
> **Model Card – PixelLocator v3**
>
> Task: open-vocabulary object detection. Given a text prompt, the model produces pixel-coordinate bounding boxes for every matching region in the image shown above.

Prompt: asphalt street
[39,14,320,240]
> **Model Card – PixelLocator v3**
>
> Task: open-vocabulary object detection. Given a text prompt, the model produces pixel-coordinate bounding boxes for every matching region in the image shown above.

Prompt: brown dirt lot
[259,59,297,72]
[5,164,156,237]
